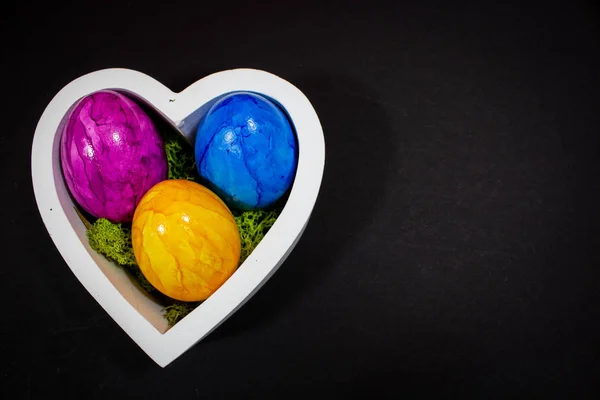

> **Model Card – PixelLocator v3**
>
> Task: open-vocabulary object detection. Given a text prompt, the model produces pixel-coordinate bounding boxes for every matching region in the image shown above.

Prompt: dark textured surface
[2,0,599,398]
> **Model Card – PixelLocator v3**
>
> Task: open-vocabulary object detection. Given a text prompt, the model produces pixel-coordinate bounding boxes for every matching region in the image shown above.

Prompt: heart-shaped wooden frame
[31,68,325,367]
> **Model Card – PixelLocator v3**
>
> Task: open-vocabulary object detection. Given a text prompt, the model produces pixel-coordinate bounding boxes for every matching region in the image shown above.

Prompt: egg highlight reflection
[131,180,241,302]
[60,90,167,223]
[195,92,298,210]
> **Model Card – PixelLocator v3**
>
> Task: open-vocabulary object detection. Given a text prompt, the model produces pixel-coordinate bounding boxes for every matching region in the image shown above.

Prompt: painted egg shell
[131,180,241,302]
[194,92,298,210]
[60,90,168,223]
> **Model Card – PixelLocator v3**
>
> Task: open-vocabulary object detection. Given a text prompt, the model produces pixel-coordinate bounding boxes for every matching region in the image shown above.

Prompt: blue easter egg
[195,92,298,210]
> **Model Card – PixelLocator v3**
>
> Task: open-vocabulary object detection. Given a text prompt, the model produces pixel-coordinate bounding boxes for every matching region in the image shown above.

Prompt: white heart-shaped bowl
[31,68,325,367]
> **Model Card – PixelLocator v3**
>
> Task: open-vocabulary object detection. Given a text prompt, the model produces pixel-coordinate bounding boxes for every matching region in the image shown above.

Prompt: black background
[2,0,600,398]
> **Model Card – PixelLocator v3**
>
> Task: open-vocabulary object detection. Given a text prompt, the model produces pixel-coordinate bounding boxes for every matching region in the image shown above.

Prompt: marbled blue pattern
[195,92,297,210]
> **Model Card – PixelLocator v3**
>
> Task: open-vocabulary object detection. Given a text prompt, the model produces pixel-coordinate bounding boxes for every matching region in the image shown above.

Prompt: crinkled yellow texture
[132,180,241,302]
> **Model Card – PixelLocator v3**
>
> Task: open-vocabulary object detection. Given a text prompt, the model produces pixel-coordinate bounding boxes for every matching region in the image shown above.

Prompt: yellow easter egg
[131,179,241,302]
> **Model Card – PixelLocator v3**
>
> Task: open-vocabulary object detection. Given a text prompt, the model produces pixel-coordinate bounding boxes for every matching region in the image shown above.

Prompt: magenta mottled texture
[60,90,167,223]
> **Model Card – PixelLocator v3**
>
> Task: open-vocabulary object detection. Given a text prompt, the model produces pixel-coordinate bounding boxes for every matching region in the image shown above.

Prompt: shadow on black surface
[202,73,397,343]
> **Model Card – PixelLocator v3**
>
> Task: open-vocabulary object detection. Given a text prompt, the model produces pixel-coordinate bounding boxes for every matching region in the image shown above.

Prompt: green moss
[164,301,200,326]
[87,218,137,268]
[84,131,285,327]
[235,209,279,263]
[86,218,158,295]
[133,270,158,293]
[164,136,199,181]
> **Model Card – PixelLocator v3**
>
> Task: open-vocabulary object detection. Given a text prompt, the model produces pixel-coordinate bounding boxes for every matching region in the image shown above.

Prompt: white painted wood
[31,68,325,367]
